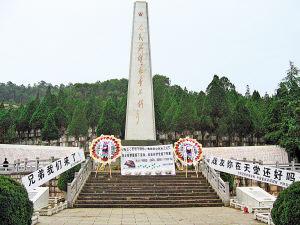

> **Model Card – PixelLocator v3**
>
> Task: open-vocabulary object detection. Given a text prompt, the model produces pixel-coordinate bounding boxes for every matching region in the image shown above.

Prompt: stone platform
[38,207,264,225]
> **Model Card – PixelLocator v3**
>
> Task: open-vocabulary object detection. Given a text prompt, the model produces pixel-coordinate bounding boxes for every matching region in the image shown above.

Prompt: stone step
[87,177,206,181]
[78,191,217,196]
[84,182,209,187]
[75,199,222,204]
[88,177,206,181]
[81,187,214,193]
[77,195,219,200]
[73,202,224,208]
[91,173,203,178]
[74,171,223,208]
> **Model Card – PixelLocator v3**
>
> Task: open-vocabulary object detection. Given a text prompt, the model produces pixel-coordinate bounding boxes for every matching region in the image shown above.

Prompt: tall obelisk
[125,1,156,140]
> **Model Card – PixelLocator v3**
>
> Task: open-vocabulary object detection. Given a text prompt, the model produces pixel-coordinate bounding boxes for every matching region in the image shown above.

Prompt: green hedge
[271,181,300,225]
[0,176,33,225]
[57,164,81,192]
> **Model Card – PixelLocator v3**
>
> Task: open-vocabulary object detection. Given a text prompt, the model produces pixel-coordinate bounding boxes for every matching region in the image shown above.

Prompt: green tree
[15,96,39,138]
[206,75,229,145]
[30,100,48,131]
[41,113,60,144]
[163,96,177,133]
[86,97,101,134]
[117,96,127,138]
[194,92,213,143]
[153,75,171,132]
[43,86,57,111]
[52,107,68,132]
[264,62,300,159]
[68,103,89,140]
[173,94,197,133]
[234,99,253,139]
[96,98,120,136]
[0,109,13,143]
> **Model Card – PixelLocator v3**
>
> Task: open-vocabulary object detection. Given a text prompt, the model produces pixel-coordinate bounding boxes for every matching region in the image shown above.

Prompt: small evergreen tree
[68,103,89,140]
[53,107,68,131]
[41,113,60,144]
[96,98,120,136]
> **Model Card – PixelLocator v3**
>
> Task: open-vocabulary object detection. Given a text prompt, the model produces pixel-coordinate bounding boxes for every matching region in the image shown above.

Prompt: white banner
[22,150,85,191]
[205,156,300,188]
[121,145,176,175]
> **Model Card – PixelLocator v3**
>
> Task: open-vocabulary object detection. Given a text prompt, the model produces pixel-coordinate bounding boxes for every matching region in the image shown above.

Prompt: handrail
[67,157,93,207]
[232,158,300,172]
[200,157,230,206]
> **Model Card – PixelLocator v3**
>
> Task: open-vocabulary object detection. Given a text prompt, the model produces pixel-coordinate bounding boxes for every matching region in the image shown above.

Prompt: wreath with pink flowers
[174,137,203,166]
[89,135,122,164]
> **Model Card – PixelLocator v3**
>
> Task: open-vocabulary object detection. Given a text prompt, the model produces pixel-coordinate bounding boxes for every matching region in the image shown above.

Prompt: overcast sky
[0,0,299,95]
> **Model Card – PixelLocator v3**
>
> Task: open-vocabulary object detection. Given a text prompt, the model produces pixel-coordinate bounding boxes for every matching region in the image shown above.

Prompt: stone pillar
[125,1,156,140]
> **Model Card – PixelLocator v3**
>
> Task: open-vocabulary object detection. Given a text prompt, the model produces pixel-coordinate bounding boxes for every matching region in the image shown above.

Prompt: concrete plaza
[38,207,264,225]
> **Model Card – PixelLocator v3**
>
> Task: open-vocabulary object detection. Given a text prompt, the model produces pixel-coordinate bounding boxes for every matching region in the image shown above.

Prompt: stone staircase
[74,171,223,208]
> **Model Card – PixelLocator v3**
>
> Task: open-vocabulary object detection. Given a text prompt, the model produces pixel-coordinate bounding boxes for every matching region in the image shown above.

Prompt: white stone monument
[125,1,156,140]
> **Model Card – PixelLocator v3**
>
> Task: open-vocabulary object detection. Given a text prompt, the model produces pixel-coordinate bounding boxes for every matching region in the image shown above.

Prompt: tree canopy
[0,62,299,159]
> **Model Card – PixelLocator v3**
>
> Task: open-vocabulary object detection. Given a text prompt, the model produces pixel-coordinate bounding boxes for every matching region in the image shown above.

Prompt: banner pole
[95,163,100,178]
[185,158,188,178]
[109,163,112,178]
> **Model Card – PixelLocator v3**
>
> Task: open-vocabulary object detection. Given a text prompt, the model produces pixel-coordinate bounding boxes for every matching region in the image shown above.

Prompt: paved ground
[38,207,264,225]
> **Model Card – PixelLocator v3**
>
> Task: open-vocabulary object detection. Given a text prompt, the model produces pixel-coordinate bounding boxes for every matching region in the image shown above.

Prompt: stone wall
[5,173,64,197]
[13,129,265,149]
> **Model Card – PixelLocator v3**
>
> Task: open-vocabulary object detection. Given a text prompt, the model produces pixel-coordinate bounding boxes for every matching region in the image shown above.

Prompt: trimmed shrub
[0,176,33,225]
[271,181,300,225]
[57,164,81,192]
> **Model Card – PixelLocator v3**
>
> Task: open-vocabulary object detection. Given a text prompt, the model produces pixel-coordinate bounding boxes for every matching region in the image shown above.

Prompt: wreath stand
[183,160,199,178]
[173,137,203,179]
[95,162,112,178]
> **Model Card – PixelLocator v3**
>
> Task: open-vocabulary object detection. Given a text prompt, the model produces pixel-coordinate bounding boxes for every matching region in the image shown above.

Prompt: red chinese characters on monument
[136,12,145,125]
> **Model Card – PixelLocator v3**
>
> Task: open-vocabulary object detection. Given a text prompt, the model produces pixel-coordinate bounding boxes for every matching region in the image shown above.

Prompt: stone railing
[67,157,93,207]
[236,157,300,172]
[200,157,230,206]
[266,161,300,172]
[0,157,57,175]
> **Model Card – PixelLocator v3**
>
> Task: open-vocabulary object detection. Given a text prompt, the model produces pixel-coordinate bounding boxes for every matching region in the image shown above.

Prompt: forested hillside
[0,62,299,158]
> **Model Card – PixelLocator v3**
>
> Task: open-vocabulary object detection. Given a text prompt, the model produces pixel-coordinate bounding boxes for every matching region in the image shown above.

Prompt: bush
[220,172,235,192]
[0,176,33,225]
[271,181,300,225]
[57,164,81,192]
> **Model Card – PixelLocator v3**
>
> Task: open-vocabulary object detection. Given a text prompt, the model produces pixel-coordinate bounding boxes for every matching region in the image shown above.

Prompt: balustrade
[200,157,230,206]
[67,157,93,207]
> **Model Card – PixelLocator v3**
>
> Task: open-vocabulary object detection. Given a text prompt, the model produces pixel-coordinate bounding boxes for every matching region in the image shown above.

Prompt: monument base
[122,140,160,146]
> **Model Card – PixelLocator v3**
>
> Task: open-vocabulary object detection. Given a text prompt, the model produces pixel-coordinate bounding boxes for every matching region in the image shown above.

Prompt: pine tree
[41,113,60,144]
[163,97,177,132]
[245,85,250,98]
[44,86,57,111]
[68,103,89,140]
[53,107,68,132]
[234,99,253,138]
[30,100,48,131]
[86,97,101,134]
[117,96,127,138]
[206,75,229,145]
[96,98,120,136]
